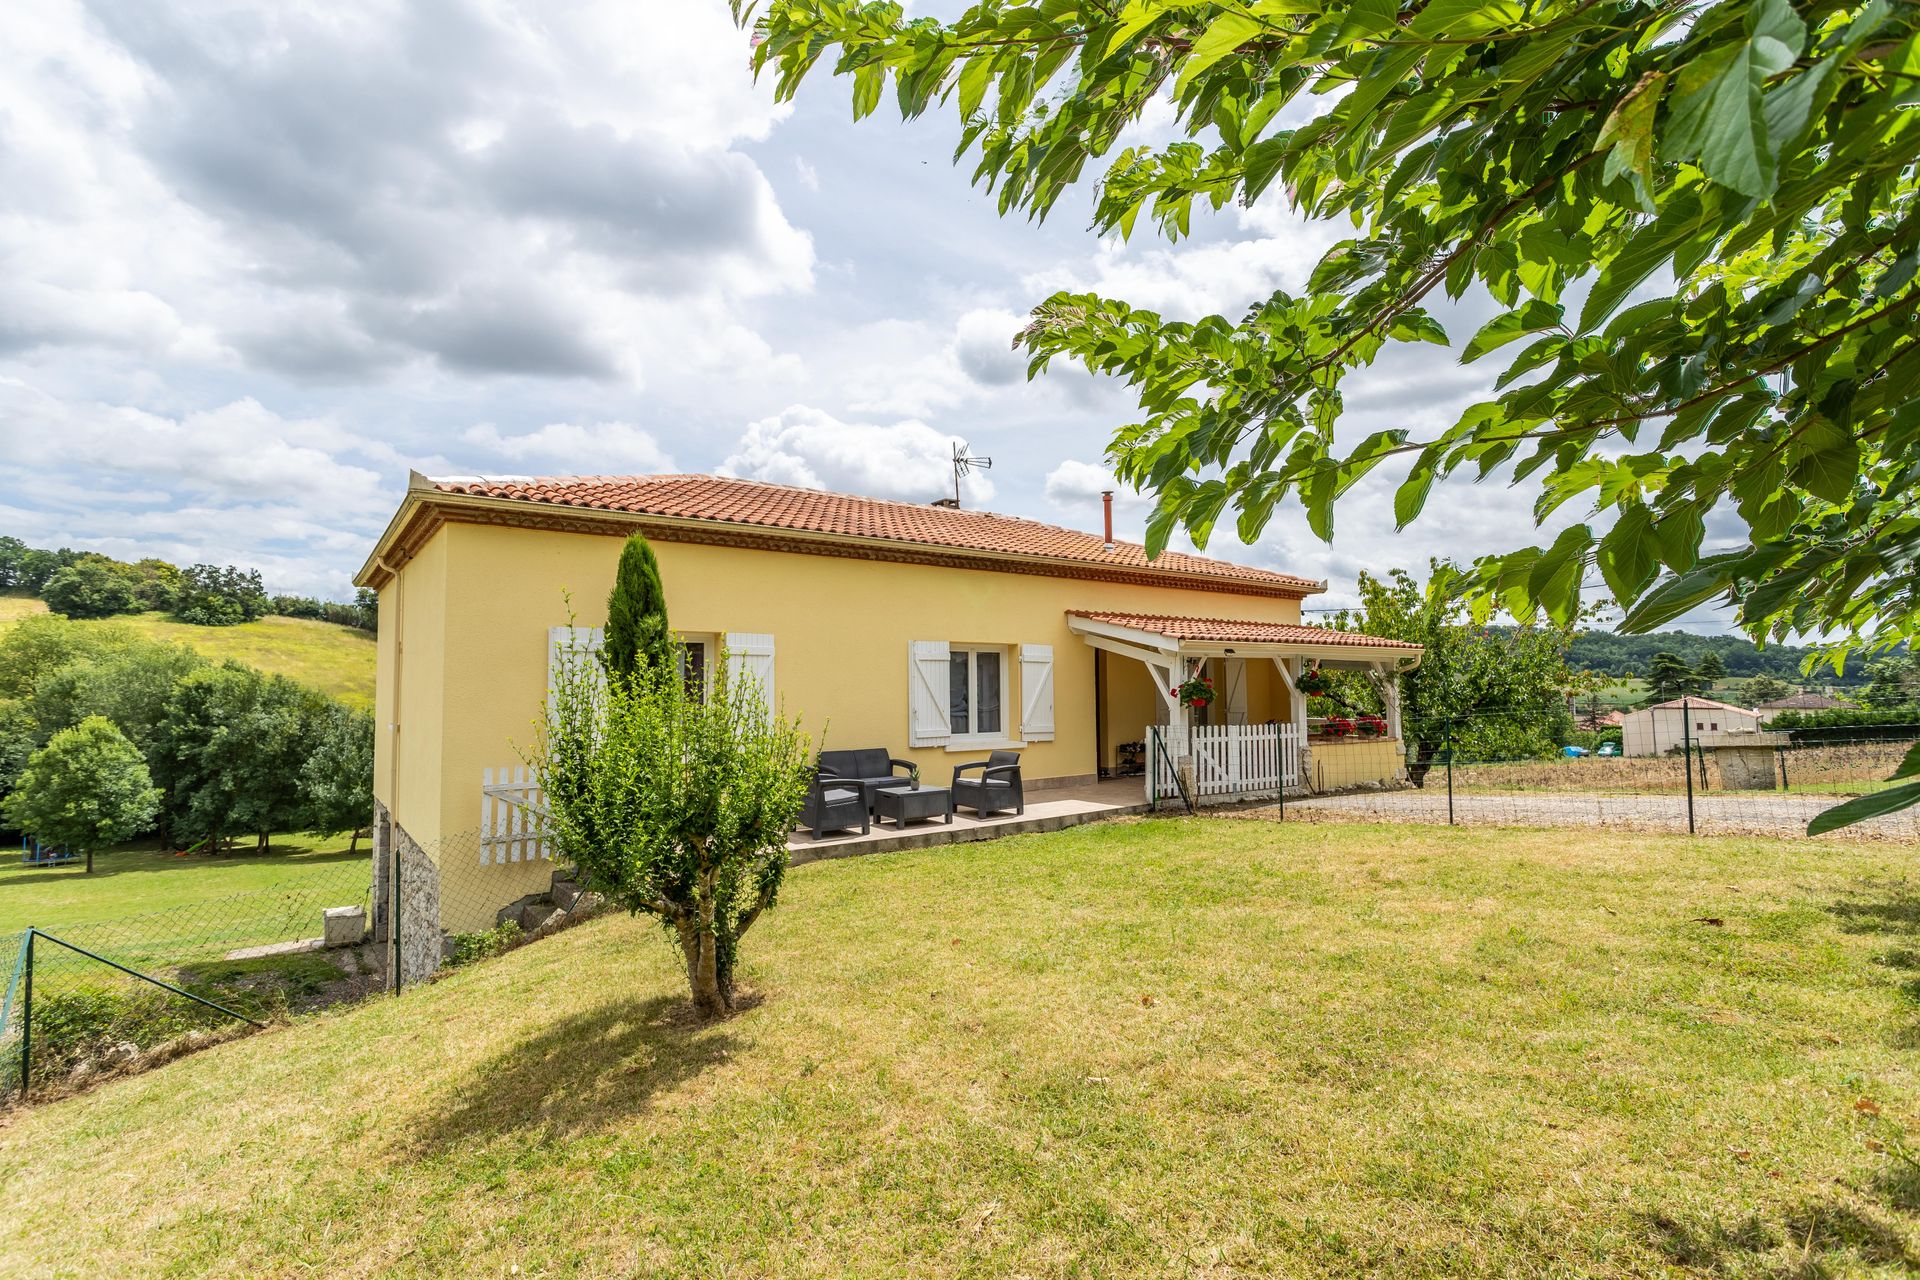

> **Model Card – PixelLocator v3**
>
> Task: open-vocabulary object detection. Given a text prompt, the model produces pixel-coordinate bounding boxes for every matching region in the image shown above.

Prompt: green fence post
[1682,697,1696,835]
[20,928,33,1102]
[1445,724,1455,826]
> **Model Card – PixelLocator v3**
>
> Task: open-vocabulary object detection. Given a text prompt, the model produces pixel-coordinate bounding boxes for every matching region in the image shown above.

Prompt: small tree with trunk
[1742,674,1793,706]
[534,630,812,1018]
[4,716,160,872]
[602,534,675,688]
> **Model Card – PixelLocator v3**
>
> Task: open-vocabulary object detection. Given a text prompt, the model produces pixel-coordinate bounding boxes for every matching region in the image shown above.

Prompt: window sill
[945,738,1024,754]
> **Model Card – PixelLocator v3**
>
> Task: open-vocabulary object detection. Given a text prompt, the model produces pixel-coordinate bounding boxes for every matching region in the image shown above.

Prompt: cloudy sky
[0,0,1728,626]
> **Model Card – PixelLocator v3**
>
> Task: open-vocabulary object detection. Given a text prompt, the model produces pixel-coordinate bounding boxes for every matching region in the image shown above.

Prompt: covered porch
[1070,611,1424,802]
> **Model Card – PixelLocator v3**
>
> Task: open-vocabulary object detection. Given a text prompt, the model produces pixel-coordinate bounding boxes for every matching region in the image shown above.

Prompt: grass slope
[0,603,374,707]
[4,819,1919,1278]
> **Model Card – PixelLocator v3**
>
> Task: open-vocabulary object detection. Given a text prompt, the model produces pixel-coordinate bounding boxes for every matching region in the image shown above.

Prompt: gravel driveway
[1254,788,1920,841]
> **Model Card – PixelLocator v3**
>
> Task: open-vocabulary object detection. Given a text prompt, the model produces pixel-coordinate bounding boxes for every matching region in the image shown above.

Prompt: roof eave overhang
[1066,614,1424,670]
[355,485,1326,599]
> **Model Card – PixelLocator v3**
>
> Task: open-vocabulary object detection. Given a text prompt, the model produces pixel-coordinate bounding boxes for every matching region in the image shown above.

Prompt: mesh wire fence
[0,859,379,1096]
[1266,708,1920,841]
[0,821,604,1099]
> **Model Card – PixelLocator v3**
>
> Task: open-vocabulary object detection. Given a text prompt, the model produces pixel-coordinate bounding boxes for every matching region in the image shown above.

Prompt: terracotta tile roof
[1068,610,1423,649]
[426,473,1323,593]
[1641,697,1757,714]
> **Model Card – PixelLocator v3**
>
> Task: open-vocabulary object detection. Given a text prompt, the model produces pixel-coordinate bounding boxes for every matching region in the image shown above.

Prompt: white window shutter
[548,626,604,698]
[1019,643,1055,742]
[908,640,951,747]
[724,632,776,721]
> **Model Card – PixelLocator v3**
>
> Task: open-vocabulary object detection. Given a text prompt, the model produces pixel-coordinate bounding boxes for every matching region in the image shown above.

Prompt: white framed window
[948,645,1007,743]
[677,634,712,700]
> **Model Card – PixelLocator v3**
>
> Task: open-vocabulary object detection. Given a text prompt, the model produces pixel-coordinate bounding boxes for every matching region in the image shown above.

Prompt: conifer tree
[603,534,673,687]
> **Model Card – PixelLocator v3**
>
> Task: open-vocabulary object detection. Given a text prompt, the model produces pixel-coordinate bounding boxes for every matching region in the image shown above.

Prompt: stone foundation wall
[389,814,443,986]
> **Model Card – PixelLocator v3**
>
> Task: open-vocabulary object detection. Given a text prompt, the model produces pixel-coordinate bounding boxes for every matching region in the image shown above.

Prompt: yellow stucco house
[356,472,1419,968]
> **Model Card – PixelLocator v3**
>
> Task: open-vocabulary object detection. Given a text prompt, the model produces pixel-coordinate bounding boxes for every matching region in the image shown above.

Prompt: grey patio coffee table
[873,785,952,828]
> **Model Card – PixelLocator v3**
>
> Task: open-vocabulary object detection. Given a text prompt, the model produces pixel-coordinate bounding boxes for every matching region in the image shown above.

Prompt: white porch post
[1378,662,1403,741]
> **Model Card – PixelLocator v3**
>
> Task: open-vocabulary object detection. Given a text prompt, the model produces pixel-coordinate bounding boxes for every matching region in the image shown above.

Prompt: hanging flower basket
[1296,665,1331,696]
[1172,672,1216,709]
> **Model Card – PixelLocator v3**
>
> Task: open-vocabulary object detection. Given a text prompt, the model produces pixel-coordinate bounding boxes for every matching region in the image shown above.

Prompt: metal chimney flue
[1102,490,1115,550]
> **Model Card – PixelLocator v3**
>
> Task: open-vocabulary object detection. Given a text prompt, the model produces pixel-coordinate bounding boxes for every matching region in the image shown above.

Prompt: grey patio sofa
[816,748,919,812]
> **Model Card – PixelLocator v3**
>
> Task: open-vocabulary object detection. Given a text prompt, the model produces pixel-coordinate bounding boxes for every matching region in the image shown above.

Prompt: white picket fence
[1149,723,1301,804]
[480,766,553,865]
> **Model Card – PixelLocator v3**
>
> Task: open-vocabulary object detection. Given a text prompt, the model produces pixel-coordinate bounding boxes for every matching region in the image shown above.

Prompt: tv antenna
[947,441,992,508]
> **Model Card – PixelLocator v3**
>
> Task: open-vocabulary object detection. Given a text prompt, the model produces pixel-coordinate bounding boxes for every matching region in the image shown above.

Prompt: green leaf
[1597,71,1667,203]
[1897,740,1920,781]
[852,62,885,121]
[1788,420,1861,504]
[1525,524,1592,625]
[1176,13,1263,95]
[1661,0,1804,197]
[1650,505,1705,572]
[955,53,995,120]
[1806,779,1920,836]
[1617,564,1728,632]
[1394,459,1437,530]
[1464,300,1564,363]
[1579,191,1704,332]
[1595,505,1659,605]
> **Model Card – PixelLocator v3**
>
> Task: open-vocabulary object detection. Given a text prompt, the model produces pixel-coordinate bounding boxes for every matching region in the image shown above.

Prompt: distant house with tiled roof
[355,472,1419,949]
[1756,691,1852,724]
[1621,696,1762,757]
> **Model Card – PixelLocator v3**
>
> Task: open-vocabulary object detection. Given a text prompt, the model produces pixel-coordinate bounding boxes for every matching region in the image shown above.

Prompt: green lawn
[0,833,369,964]
[4,818,1919,1277]
[0,606,374,707]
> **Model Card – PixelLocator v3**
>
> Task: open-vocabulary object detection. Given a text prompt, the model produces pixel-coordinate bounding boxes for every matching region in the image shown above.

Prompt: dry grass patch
[3,819,1919,1277]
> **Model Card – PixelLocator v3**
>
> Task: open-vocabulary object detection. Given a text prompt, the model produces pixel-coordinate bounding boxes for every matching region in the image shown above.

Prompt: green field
[0,600,375,707]
[5,818,1918,1278]
[0,594,46,624]
[0,833,366,935]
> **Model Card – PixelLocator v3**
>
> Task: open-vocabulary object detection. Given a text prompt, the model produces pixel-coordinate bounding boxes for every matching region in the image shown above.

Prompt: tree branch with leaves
[740,0,1920,828]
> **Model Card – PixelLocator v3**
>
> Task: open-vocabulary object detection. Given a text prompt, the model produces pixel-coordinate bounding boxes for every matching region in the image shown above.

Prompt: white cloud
[1025,219,1343,321]
[460,422,676,473]
[719,405,994,504]
[0,377,399,595]
[0,0,813,386]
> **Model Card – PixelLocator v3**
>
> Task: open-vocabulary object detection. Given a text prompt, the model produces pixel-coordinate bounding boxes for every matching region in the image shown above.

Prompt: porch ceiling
[1067,611,1422,669]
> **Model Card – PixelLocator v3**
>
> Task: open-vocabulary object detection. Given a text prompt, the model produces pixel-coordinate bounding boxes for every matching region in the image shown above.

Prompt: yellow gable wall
[375,516,1307,857]
[372,529,450,847]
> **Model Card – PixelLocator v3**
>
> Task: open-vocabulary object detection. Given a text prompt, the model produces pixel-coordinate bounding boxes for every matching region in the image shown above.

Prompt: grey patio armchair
[951,750,1024,817]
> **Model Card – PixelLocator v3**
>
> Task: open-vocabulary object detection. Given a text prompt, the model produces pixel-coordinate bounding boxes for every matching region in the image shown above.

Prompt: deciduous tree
[3,717,160,872]
[1331,563,1582,782]
[41,557,139,620]
[534,633,812,1018]
[300,704,375,853]
[1741,673,1794,704]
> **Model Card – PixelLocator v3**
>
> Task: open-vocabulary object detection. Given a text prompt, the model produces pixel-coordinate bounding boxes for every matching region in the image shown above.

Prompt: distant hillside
[0,599,375,708]
[1568,630,1868,685]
